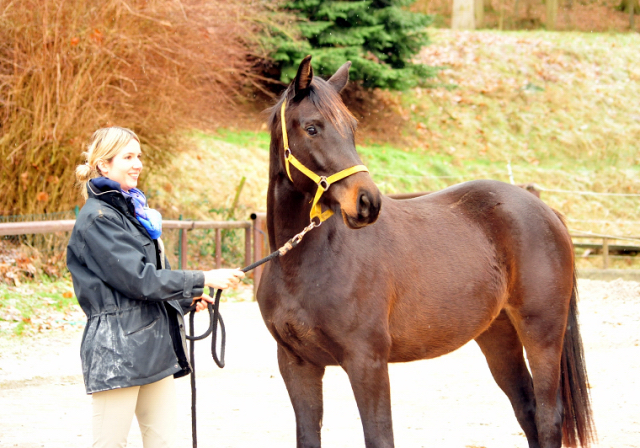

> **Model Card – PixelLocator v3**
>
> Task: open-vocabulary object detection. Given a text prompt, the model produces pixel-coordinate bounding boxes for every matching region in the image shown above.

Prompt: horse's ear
[327,61,351,93]
[294,55,314,95]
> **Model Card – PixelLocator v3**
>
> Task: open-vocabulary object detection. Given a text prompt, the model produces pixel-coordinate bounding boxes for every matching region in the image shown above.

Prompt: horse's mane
[267,77,357,138]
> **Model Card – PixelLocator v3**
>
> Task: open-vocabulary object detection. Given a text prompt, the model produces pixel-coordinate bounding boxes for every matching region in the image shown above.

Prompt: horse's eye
[306,126,317,136]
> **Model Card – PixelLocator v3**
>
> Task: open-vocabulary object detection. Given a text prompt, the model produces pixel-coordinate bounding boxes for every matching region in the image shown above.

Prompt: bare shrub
[0,0,264,215]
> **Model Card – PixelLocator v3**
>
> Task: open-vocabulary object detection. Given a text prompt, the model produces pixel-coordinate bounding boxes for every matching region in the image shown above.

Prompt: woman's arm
[81,213,205,301]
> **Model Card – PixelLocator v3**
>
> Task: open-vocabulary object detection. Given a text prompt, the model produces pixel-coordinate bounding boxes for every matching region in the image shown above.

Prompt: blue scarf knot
[120,188,163,239]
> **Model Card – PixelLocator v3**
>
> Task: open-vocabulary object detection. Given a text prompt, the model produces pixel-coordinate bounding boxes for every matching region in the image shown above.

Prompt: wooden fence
[572,233,640,269]
[1,185,638,296]
[0,218,252,275]
[250,186,639,283]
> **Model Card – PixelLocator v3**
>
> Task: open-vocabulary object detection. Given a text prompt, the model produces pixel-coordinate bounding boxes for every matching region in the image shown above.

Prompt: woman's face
[99,139,143,191]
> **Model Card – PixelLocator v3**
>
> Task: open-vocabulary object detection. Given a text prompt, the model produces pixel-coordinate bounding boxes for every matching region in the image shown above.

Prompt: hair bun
[75,163,93,182]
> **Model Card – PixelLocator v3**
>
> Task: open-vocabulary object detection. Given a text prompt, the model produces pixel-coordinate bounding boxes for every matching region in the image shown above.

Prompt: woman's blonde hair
[75,127,140,198]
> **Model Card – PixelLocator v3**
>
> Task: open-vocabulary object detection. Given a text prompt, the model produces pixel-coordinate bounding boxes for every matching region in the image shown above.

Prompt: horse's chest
[265,305,339,365]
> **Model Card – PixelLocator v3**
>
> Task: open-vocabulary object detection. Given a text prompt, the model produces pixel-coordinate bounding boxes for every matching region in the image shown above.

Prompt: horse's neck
[266,138,304,249]
[266,177,314,251]
[266,137,340,263]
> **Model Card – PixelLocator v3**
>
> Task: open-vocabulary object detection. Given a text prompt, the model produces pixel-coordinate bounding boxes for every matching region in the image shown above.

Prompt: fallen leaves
[0,281,82,337]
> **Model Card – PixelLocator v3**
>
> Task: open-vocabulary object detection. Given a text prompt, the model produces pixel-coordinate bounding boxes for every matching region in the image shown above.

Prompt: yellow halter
[280,100,369,223]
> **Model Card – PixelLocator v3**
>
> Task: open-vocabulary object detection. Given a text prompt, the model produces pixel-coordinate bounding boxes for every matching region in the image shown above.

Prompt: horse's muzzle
[344,188,381,229]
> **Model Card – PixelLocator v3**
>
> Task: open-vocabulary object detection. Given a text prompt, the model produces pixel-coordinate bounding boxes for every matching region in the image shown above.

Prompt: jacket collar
[86,178,153,239]
[87,177,136,216]
[90,176,122,194]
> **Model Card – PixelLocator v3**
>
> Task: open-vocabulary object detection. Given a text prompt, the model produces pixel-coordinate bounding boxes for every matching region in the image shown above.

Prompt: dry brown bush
[0,0,266,216]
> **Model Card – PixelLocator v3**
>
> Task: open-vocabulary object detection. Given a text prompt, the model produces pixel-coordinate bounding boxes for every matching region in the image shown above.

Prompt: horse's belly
[388,325,481,362]
[387,284,507,363]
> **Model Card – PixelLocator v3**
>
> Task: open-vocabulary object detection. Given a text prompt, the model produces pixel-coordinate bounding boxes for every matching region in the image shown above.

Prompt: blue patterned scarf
[120,188,163,239]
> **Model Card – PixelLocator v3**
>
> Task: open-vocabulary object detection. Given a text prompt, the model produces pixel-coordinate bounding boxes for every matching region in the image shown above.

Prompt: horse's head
[269,56,381,229]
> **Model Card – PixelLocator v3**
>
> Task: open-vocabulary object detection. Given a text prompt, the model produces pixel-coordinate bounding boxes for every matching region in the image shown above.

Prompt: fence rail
[0,219,253,284]
[2,188,638,297]
[162,220,253,272]
[571,233,640,269]
[0,220,76,235]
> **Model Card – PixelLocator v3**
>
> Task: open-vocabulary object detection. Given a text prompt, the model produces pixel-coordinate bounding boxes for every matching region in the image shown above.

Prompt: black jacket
[66,178,205,394]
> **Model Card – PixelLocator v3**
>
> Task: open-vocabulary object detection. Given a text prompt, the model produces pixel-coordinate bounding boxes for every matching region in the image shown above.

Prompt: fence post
[178,215,183,269]
[251,213,266,300]
[602,237,609,269]
[215,228,222,269]
[244,226,251,272]
[180,219,188,270]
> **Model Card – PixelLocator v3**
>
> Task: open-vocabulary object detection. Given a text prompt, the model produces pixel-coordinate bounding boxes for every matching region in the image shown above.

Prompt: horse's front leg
[342,339,394,448]
[278,344,326,448]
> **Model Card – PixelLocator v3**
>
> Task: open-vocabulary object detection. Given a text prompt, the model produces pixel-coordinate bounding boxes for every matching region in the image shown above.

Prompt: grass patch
[0,279,83,337]
[210,128,271,152]
[143,30,640,272]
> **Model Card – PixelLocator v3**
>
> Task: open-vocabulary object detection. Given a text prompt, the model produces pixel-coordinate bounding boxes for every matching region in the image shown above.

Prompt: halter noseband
[280,100,369,224]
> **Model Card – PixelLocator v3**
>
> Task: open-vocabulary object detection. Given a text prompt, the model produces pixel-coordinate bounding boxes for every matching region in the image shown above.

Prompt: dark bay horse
[256,56,595,448]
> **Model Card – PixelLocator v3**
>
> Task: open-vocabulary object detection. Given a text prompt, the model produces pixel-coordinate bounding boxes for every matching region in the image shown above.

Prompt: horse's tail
[560,268,596,447]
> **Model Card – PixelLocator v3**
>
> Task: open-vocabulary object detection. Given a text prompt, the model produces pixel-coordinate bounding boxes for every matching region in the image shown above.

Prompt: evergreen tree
[267,0,434,90]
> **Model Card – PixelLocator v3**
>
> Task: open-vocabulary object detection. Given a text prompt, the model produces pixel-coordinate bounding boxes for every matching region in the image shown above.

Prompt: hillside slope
[147,30,640,268]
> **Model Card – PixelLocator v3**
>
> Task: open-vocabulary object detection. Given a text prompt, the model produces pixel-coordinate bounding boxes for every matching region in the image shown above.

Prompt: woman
[66,126,244,448]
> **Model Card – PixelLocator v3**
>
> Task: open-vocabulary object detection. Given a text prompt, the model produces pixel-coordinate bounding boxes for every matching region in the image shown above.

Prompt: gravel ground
[0,278,638,448]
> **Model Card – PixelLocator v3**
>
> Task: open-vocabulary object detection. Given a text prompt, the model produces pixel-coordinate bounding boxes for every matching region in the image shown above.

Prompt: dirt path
[1,278,638,448]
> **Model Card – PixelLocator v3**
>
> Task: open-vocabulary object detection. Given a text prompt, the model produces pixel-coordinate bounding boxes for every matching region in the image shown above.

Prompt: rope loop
[187,217,321,448]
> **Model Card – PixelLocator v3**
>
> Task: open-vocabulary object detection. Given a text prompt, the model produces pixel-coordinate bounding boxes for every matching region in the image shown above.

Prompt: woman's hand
[203,268,245,290]
[191,293,214,312]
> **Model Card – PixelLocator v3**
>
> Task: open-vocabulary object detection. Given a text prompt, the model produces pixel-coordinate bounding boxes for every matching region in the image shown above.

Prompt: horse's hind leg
[475,310,540,448]
[277,344,326,448]
[511,308,566,448]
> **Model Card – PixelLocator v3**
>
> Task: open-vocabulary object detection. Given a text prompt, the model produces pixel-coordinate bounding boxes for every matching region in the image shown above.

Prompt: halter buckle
[284,148,291,159]
[318,176,330,191]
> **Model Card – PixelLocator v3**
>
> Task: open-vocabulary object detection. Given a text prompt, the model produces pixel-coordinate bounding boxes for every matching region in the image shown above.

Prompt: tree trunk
[452,0,476,29]
[475,0,484,27]
[563,0,574,30]
[618,0,639,13]
[546,0,558,30]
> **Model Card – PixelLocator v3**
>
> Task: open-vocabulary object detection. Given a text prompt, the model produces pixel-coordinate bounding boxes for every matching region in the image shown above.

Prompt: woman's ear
[97,160,108,176]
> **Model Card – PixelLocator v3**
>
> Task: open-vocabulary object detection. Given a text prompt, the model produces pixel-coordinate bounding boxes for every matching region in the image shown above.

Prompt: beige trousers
[92,375,177,448]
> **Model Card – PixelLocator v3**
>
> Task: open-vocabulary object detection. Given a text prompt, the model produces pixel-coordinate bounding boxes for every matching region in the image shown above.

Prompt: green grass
[191,30,640,270]
[0,279,81,337]
[207,128,271,152]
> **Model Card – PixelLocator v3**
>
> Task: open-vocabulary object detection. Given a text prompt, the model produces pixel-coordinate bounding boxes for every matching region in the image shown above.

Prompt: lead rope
[184,220,318,448]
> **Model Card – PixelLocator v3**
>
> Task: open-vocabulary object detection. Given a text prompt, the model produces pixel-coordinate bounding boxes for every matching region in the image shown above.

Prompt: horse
[256,55,595,448]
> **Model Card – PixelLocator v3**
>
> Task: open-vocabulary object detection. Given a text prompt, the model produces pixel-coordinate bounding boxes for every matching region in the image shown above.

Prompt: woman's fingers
[199,293,214,303]
[192,293,214,312]
[194,270,246,311]
[203,268,246,289]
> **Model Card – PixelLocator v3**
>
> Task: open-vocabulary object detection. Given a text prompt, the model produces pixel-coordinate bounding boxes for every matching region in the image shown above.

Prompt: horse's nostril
[358,192,371,218]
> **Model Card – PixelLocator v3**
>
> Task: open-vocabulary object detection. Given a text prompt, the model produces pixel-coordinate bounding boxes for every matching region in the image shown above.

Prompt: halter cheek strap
[280,101,369,223]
